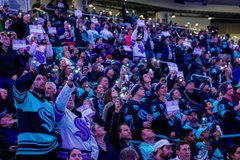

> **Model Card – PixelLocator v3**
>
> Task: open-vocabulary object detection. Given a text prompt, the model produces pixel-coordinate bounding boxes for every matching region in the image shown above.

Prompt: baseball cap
[153,139,173,152]
[185,80,194,86]
[195,127,207,140]
[137,62,145,68]
[186,108,197,115]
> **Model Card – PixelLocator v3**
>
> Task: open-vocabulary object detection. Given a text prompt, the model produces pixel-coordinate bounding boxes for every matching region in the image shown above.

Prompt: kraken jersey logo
[74,117,90,141]
[218,104,225,111]
[138,109,148,120]
[38,108,54,132]
[133,105,139,111]
[81,32,89,42]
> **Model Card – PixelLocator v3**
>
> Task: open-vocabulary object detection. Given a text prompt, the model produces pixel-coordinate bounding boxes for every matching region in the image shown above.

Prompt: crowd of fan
[0,0,240,160]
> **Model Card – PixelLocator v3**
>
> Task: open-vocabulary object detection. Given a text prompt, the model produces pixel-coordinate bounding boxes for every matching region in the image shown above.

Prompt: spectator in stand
[179,129,196,160]
[172,141,191,160]
[124,84,151,139]
[175,38,185,71]
[131,24,148,61]
[58,21,74,45]
[56,0,69,14]
[75,76,91,106]
[228,144,240,160]
[183,109,201,135]
[194,126,222,159]
[75,20,89,48]
[90,84,105,126]
[160,36,173,62]
[13,65,61,159]
[104,66,117,88]
[87,22,99,47]
[45,81,57,104]
[221,66,233,83]
[140,72,153,105]
[59,64,72,85]
[144,27,154,60]
[67,148,83,160]
[199,83,215,103]
[61,50,75,66]
[98,76,110,91]
[100,23,113,43]
[182,80,203,112]
[0,111,17,160]
[45,21,60,47]
[28,33,53,67]
[0,83,15,114]
[92,124,118,160]
[147,139,173,160]
[170,88,190,113]
[119,148,139,160]
[18,14,31,39]
[102,86,126,132]
[0,32,25,82]
[0,33,25,115]
[139,128,156,160]
[125,28,132,46]
[217,81,240,146]
[153,31,162,60]
[150,83,181,138]
[54,73,99,160]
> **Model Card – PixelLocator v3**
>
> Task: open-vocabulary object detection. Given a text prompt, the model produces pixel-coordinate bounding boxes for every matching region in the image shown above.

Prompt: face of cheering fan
[32,75,46,93]
[67,149,82,160]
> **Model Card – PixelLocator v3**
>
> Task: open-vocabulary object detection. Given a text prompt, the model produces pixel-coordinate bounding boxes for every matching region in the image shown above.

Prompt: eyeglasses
[227,87,233,90]
[71,153,82,158]
[160,86,167,89]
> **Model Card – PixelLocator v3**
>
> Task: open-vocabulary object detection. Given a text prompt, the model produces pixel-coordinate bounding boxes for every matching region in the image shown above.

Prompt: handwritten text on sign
[76,104,95,118]
[166,100,180,115]
[12,40,26,50]
[74,10,82,17]
[167,62,178,72]
[29,25,44,34]
[48,27,57,34]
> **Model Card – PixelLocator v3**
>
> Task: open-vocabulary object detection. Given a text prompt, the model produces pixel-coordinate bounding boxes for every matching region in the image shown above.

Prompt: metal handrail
[191,74,212,88]
[220,134,240,139]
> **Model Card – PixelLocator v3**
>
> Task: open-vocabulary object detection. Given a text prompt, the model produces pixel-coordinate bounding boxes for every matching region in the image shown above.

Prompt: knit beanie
[129,84,141,96]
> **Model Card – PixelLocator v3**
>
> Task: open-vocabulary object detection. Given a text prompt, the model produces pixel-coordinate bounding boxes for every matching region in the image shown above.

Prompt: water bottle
[216,125,223,136]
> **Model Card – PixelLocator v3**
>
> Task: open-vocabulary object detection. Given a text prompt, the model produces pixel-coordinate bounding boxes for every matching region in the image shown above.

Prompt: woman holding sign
[150,83,181,139]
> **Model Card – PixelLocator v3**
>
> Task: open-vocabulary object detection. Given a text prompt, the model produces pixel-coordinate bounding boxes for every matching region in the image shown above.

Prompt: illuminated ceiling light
[208,17,212,20]
[171,12,176,18]
[132,10,135,13]
[89,4,93,7]
[195,23,199,26]
[93,7,96,10]
[126,10,129,13]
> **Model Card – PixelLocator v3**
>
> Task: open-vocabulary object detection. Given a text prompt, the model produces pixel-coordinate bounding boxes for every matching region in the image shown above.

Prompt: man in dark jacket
[0,111,17,160]
[0,34,25,81]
